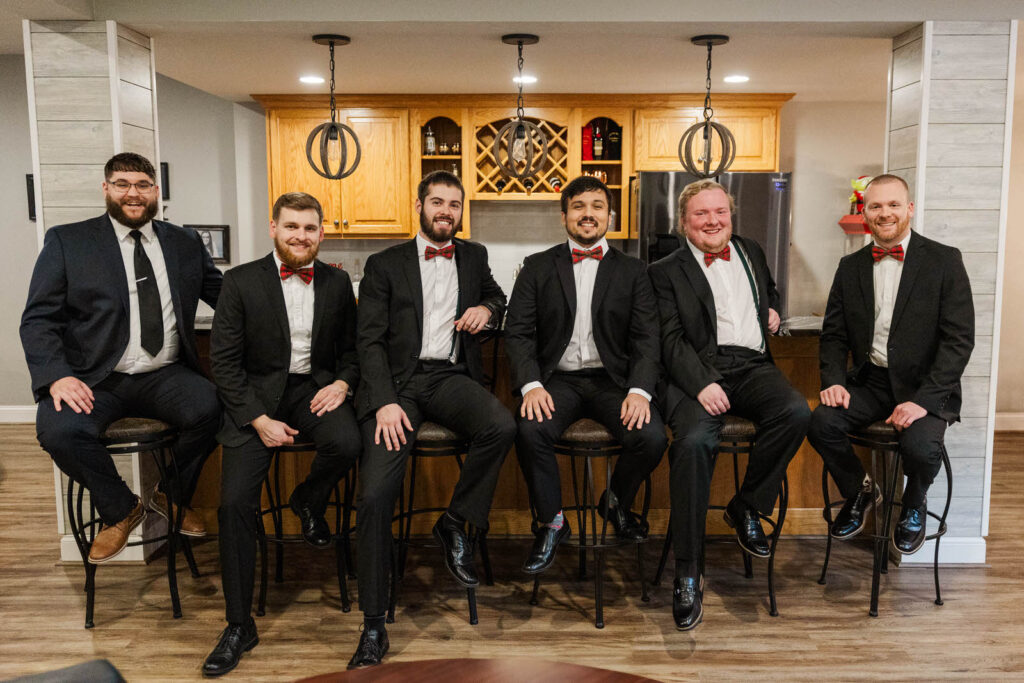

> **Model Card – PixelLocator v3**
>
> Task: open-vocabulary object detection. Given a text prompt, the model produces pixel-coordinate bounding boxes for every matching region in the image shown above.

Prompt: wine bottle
[593,123,604,160]
[424,126,436,155]
[607,124,621,160]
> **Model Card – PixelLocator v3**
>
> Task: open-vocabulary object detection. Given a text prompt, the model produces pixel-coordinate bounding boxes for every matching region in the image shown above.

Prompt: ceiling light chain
[306,34,361,180]
[516,41,526,121]
[678,34,736,178]
[493,34,548,183]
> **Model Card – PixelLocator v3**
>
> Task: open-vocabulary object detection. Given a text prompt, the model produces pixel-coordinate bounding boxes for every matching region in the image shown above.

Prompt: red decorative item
[582,126,593,161]
[838,214,869,235]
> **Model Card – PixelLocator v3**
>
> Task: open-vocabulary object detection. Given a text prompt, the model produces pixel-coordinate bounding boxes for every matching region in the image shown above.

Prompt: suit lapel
[555,244,577,317]
[676,246,717,338]
[311,260,329,345]
[853,245,876,353]
[591,247,614,319]
[97,216,130,316]
[890,231,923,333]
[258,254,291,339]
[152,221,183,324]
[402,240,424,335]
[454,240,469,318]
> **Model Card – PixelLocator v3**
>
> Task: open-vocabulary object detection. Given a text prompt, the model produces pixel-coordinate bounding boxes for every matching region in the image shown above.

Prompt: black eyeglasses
[108,180,156,193]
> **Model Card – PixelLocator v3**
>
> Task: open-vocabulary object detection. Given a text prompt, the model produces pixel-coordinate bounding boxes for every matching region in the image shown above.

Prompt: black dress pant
[515,369,667,523]
[35,363,220,525]
[218,374,361,624]
[666,348,810,563]
[356,363,515,617]
[807,363,947,507]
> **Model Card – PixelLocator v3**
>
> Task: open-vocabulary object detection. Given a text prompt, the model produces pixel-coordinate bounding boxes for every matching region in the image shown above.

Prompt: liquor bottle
[424,126,436,155]
[451,163,459,178]
[582,125,593,161]
[550,176,562,192]
[592,123,604,160]
[607,124,621,160]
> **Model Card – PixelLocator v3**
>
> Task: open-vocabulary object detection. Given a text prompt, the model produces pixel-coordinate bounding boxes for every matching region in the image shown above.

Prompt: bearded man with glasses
[21,152,223,564]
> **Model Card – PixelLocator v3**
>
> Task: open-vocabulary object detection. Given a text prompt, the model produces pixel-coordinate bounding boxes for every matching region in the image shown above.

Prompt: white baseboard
[900,535,987,564]
[0,405,35,423]
[995,412,1024,431]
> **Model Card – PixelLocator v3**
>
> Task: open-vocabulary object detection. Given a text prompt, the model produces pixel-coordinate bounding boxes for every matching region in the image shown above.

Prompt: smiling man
[203,192,361,676]
[21,152,222,564]
[349,170,515,669]
[505,175,665,575]
[648,179,809,631]
[808,174,974,556]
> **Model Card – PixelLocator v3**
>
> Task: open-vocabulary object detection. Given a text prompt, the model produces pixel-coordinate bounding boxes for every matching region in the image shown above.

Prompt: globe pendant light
[306,34,362,180]
[679,35,736,178]
[492,34,548,183]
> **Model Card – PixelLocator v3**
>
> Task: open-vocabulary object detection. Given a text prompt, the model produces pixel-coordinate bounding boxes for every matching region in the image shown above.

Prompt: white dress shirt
[686,237,763,353]
[417,233,459,362]
[869,232,911,368]
[521,238,650,401]
[111,217,180,373]
[273,252,315,374]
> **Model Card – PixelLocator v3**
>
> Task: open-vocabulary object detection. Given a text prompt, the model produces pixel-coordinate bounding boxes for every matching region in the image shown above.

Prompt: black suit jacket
[20,214,222,402]
[210,254,359,447]
[505,242,660,396]
[648,235,780,415]
[819,231,974,423]
[355,238,505,418]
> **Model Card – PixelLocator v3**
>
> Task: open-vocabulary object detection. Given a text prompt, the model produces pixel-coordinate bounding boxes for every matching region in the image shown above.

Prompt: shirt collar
[873,230,912,256]
[110,215,154,243]
[566,235,609,258]
[416,232,453,258]
[686,235,730,267]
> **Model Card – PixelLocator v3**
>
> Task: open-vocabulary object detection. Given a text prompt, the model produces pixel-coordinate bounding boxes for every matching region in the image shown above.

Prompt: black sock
[364,614,386,631]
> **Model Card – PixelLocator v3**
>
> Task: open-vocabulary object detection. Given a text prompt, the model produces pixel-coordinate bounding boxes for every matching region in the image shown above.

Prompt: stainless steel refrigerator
[627,171,793,317]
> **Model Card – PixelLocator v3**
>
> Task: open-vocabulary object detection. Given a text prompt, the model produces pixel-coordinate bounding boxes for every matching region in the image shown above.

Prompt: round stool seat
[850,420,899,443]
[99,417,175,445]
[557,418,617,447]
[274,439,316,453]
[416,421,463,443]
[720,415,756,440]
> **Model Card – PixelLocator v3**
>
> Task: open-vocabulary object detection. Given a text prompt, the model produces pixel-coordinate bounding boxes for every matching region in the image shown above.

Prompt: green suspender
[731,239,766,350]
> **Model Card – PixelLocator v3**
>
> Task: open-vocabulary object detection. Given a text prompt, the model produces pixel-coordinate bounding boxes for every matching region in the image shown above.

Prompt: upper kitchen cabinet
[261,102,411,237]
[470,107,573,200]
[411,108,472,236]
[633,95,791,172]
[576,108,633,239]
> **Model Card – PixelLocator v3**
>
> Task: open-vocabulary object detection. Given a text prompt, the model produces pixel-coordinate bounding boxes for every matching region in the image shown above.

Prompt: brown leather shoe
[88,498,146,564]
[148,489,207,537]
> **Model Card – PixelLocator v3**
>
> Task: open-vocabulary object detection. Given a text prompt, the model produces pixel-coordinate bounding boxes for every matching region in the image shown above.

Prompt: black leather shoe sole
[723,509,771,559]
[432,525,479,588]
[675,602,703,632]
[892,528,927,555]
[202,634,258,678]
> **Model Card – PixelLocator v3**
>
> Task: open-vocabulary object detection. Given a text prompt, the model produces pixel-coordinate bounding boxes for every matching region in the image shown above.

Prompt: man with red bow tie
[648,179,809,631]
[808,174,974,556]
[506,175,666,576]
[204,192,361,676]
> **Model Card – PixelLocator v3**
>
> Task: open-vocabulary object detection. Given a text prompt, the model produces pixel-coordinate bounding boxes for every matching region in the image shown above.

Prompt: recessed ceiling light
[513,75,537,84]
[723,75,749,83]
[299,75,325,84]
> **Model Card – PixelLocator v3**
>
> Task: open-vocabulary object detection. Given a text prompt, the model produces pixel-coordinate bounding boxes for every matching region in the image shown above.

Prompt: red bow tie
[571,246,603,263]
[280,263,313,284]
[872,244,905,262]
[425,244,454,260]
[704,244,731,267]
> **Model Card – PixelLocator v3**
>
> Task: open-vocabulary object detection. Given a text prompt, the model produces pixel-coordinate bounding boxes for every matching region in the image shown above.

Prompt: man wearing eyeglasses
[21,153,223,564]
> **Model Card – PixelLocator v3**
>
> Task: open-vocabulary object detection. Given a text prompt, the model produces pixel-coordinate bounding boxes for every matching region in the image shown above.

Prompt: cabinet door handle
[334,219,340,226]
[342,219,349,227]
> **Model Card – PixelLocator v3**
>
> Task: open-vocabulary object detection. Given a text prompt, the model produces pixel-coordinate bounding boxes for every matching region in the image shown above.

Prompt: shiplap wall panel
[117,37,151,89]
[119,80,154,129]
[34,77,112,121]
[121,123,156,161]
[37,120,114,164]
[887,126,918,170]
[965,338,994,377]
[890,82,922,130]
[42,207,105,228]
[927,123,1004,166]
[924,167,1003,210]
[924,210,1000,252]
[30,32,108,78]
[930,81,1007,123]
[931,35,1010,80]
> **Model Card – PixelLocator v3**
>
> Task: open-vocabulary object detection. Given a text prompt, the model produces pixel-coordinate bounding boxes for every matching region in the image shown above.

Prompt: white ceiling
[2,1,1021,104]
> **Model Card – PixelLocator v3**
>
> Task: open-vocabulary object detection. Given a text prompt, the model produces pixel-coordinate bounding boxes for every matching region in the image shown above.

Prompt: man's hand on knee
[49,376,94,414]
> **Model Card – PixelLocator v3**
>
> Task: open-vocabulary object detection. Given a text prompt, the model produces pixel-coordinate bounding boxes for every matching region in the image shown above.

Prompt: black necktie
[130,231,163,356]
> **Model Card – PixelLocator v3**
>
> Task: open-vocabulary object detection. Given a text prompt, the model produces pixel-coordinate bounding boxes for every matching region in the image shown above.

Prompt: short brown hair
[418,170,464,203]
[560,175,613,213]
[104,152,156,181]
[677,180,735,232]
[272,192,323,224]
[864,173,910,195]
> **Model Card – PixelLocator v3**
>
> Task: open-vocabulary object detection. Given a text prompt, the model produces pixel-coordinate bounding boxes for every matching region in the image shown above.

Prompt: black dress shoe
[598,490,645,541]
[672,575,703,631]
[893,500,927,554]
[289,487,331,548]
[723,498,771,558]
[347,625,389,670]
[432,515,479,587]
[202,620,258,677]
[831,482,881,540]
[522,522,570,574]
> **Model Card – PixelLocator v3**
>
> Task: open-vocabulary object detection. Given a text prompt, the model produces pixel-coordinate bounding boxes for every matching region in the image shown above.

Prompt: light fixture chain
[703,42,714,122]
[329,40,337,123]
[516,41,525,120]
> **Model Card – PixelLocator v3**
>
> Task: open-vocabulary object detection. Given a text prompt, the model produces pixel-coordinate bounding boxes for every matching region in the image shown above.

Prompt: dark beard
[275,239,319,269]
[106,195,158,229]
[419,211,459,243]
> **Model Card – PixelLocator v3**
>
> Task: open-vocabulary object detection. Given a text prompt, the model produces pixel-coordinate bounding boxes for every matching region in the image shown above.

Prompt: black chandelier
[678,34,736,178]
[492,34,548,182]
[306,34,361,180]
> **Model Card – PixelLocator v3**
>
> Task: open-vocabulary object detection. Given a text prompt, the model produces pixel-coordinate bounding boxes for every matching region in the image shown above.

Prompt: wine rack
[474,116,569,197]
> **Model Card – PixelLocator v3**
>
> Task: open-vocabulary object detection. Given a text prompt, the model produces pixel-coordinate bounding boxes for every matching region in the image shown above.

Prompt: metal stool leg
[653,524,672,587]
[871,448,902,617]
[151,446,182,619]
[768,477,788,617]
[479,531,494,586]
[331,482,351,613]
[819,467,834,585]
[934,447,953,606]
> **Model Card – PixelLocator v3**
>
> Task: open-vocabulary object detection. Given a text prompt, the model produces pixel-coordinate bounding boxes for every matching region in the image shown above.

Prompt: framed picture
[160,162,170,200]
[186,224,230,264]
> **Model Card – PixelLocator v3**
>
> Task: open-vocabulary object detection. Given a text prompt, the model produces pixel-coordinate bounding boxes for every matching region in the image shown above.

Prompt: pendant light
[679,35,736,178]
[305,34,361,180]
[493,34,548,183]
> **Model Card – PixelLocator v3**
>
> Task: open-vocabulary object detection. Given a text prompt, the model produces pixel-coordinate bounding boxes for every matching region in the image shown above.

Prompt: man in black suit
[506,175,666,573]
[348,170,515,669]
[20,153,221,564]
[202,192,361,676]
[649,179,810,631]
[808,174,974,555]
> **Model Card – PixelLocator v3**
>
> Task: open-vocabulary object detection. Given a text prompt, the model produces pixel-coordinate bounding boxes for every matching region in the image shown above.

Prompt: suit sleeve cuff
[628,388,652,402]
[521,381,543,397]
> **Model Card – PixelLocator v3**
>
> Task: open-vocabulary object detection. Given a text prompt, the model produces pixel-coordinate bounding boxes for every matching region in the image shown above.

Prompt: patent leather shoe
[893,500,927,554]
[598,490,645,541]
[672,575,703,631]
[522,522,570,574]
[347,625,389,670]
[831,482,881,540]
[432,515,479,587]
[289,486,331,548]
[723,498,771,558]
[202,619,258,677]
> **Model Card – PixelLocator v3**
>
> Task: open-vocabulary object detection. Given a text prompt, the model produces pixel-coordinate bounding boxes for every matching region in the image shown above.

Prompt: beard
[275,235,320,269]
[567,216,604,247]
[106,194,158,229]
[420,211,459,243]
[868,213,911,246]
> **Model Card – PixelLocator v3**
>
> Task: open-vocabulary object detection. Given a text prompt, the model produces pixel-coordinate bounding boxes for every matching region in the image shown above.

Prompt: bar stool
[387,421,494,626]
[256,441,356,615]
[652,415,789,617]
[528,418,652,629]
[818,421,952,616]
[66,417,200,628]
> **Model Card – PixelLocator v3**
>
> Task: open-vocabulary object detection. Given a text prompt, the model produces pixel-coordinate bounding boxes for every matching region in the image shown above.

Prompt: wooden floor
[2,426,1022,682]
